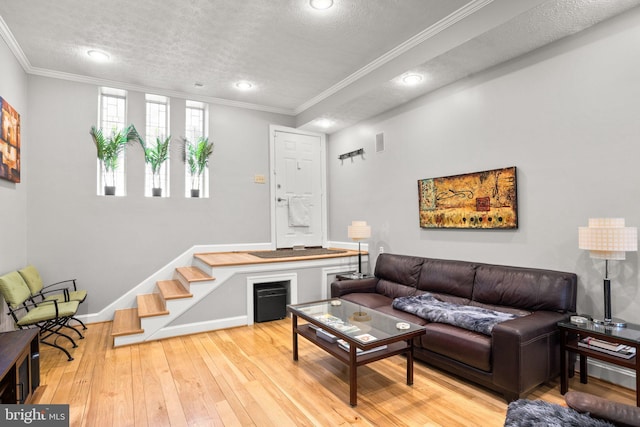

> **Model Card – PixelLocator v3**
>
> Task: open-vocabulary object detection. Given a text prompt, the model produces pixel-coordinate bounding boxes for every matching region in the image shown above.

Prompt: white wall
[25,76,294,314]
[0,37,28,331]
[328,8,640,325]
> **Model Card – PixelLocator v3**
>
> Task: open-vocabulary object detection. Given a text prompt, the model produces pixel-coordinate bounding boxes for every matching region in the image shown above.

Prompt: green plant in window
[182,136,214,197]
[139,135,171,196]
[89,125,139,195]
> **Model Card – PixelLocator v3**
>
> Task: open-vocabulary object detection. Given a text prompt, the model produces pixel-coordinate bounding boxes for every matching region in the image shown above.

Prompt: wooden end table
[558,319,640,406]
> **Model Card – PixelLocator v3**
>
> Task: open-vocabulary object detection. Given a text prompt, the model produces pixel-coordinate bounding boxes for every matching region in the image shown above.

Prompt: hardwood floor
[34,320,636,427]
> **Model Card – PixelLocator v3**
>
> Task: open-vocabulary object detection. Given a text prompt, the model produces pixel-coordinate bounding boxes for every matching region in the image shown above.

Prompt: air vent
[375,132,385,153]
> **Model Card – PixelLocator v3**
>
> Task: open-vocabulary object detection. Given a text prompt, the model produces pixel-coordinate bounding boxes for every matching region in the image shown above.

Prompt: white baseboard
[581,359,637,391]
[148,316,248,341]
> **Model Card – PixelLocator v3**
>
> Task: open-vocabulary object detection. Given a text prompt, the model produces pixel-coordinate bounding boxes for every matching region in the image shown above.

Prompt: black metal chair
[0,271,82,361]
[18,265,88,330]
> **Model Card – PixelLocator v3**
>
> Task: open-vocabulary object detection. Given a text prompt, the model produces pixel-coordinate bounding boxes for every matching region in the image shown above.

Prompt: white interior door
[271,127,325,248]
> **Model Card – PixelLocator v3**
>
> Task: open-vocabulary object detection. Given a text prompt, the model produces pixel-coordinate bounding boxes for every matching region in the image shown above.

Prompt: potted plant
[182,136,214,197]
[89,125,138,195]
[139,135,171,197]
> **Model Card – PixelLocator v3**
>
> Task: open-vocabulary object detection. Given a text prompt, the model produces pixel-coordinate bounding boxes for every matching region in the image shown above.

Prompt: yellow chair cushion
[0,271,31,308]
[18,265,44,295]
[17,300,79,326]
[45,290,87,303]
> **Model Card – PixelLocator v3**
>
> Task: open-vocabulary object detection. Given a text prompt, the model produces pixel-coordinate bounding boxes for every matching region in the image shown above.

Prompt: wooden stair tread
[157,280,192,300]
[137,293,169,318]
[111,308,144,337]
[176,266,214,283]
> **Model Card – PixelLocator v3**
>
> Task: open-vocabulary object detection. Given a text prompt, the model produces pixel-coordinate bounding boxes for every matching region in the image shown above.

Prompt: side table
[0,329,40,404]
[558,319,640,406]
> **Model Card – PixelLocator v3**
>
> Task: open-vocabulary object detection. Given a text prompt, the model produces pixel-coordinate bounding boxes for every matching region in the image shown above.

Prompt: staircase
[111,266,215,347]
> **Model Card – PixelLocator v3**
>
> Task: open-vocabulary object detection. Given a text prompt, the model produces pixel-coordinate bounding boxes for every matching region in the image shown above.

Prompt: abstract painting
[418,167,517,229]
[0,97,20,183]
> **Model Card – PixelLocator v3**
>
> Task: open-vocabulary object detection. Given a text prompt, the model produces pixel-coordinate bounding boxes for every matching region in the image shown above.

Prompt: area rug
[504,399,614,427]
[249,248,346,259]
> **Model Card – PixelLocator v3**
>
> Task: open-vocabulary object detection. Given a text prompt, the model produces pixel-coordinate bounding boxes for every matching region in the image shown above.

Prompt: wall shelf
[338,148,364,161]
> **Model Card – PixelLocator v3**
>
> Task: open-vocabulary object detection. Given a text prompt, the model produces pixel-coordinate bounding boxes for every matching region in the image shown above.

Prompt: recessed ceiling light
[402,74,423,85]
[87,49,110,62]
[316,119,334,128]
[235,81,253,90]
[310,0,333,10]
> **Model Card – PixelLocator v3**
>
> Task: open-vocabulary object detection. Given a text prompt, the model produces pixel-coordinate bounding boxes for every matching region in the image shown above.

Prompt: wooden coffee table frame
[288,301,426,406]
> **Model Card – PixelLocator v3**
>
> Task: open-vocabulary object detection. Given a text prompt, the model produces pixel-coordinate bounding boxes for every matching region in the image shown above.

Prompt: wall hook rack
[338,148,364,161]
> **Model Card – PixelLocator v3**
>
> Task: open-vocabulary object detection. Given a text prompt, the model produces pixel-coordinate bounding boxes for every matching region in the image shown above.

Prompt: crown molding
[0,15,31,70]
[27,66,295,116]
[293,0,494,115]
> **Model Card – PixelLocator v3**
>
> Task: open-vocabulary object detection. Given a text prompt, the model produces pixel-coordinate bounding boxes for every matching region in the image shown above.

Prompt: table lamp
[579,218,637,327]
[348,220,371,278]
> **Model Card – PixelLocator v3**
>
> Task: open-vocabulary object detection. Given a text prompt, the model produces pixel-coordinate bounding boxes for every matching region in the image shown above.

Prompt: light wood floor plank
[163,337,222,426]
[129,345,149,427]
[33,318,637,427]
[194,333,256,426]
[112,346,135,427]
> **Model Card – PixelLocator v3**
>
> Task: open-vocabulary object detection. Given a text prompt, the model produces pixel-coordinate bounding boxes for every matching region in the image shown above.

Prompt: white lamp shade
[348,221,371,241]
[579,218,638,260]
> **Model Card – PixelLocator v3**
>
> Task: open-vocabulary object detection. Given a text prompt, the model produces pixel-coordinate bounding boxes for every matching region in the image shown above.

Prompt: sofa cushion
[340,292,391,309]
[417,258,476,300]
[472,265,577,312]
[375,279,417,299]
[374,253,423,287]
[565,391,640,427]
[420,323,492,372]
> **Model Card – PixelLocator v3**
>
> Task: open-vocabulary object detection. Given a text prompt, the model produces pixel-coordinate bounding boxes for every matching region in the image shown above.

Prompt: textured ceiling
[0,0,639,134]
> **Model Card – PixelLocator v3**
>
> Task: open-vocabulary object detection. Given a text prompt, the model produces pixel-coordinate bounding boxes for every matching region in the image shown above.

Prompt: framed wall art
[418,166,517,229]
[0,96,21,183]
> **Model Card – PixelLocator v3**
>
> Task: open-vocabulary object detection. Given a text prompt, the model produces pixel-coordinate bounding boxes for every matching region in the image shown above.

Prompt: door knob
[277,197,285,202]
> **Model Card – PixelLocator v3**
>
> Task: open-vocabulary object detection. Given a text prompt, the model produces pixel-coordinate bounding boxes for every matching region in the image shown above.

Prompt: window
[144,94,170,197]
[184,100,210,197]
[97,87,127,196]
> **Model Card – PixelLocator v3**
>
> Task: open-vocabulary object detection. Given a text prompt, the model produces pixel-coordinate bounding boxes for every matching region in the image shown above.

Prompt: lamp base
[592,317,627,328]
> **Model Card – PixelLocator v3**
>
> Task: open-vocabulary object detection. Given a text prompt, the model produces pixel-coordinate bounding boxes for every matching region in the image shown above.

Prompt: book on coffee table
[315,328,337,343]
[337,339,387,355]
[578,337,636,359]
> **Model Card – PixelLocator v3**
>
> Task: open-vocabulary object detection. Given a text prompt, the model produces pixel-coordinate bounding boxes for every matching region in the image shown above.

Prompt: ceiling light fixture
[87,49,110,62]
[310,0,334,10]
[235,81,253,90]
[402,74,423,85]
[316,119,334,128]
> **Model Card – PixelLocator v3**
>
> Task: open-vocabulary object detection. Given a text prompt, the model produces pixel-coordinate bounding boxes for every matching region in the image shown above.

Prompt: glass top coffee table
[287,298,426,406]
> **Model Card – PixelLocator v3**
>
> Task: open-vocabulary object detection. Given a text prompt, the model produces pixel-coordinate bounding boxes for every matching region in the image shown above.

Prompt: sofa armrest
[565,391,640,427]
[492,311,569,398]
[330,277,378,298]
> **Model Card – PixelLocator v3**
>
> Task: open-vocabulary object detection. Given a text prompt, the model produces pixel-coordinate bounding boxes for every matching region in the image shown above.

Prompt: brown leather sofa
[331,253,577,402]
[565,391,640,427]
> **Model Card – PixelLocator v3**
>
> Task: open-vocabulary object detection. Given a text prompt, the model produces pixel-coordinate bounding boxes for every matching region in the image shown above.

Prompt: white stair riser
[114,274,232,347]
